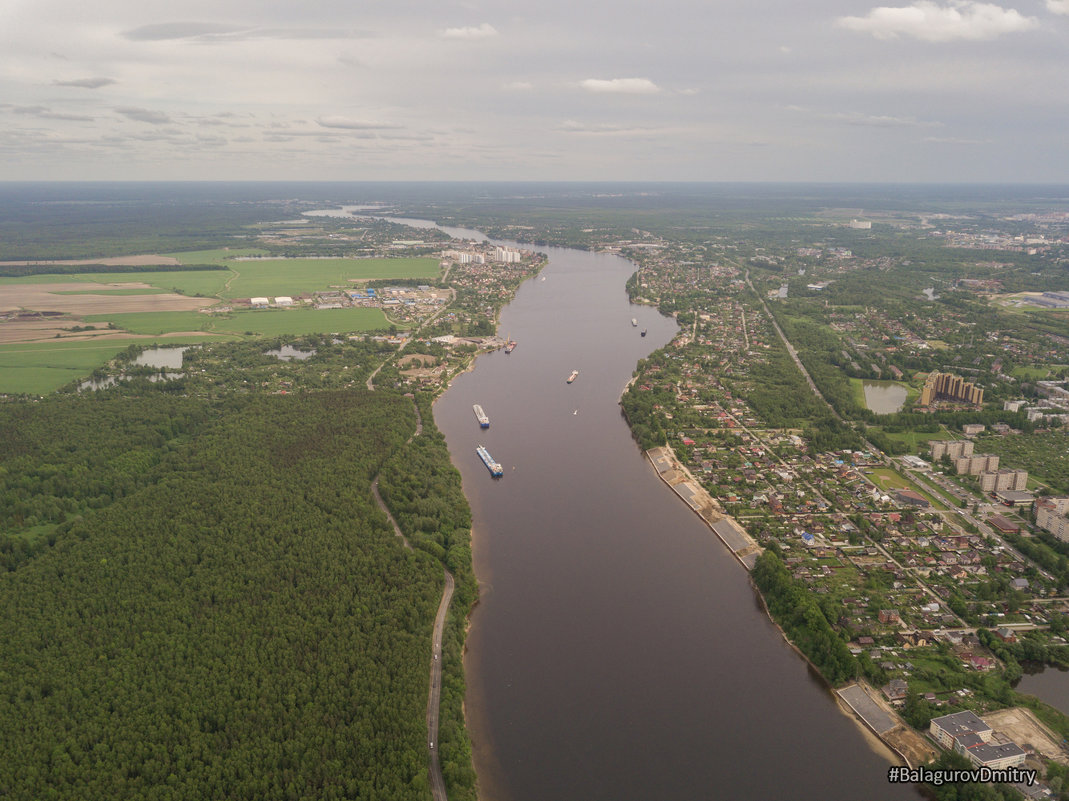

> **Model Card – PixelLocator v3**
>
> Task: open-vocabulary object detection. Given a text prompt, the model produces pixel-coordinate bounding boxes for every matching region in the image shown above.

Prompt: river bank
[642,441,936,769]
[432,227,918,800]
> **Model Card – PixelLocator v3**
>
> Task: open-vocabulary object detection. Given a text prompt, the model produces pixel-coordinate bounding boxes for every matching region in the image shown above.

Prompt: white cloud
[1047,0,1069,13]
[787,105,942,127]
[115,107,173,125]
[503,81,533,91]
[122,22,373,43]
[579,78,660,94]
[439,23,498,40]
[557,120,657,135]
[837,1,1039,42]
[924,136,991,143]
[53,77,115,89]
[316,117,402,131]
[122,22,244,41]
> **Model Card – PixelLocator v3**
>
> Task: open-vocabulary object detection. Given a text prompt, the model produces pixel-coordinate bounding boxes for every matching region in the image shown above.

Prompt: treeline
[0,390,450,800]
[375,391,477,801]
[0,263,228,278]
[750,549,859,685]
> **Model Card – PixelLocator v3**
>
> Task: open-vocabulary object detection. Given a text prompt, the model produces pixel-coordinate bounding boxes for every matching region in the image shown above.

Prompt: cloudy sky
[2,0,1067,182]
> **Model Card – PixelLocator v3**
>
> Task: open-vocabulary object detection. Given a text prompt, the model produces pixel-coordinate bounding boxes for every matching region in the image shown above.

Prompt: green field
[0,256,440,301]
[0,270,234,296]
[211,308,393,336]
[868,467,948,509]
[873,424,958,454]
[1011,365,1056,380]
[223,257,440,298]
[84,307,396,337]
[0,336,229,395]
[84,311,211,335]
[165,248,267,264]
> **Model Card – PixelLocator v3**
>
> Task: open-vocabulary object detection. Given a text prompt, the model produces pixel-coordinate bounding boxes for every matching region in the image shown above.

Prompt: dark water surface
[1016,666,1069,717]
[430,233,917,800]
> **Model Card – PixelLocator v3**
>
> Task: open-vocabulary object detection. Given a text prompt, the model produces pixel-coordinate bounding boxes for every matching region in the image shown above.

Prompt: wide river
[319,209,921,799]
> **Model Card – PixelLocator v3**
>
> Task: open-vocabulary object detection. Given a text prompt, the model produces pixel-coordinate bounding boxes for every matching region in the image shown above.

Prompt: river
[418,221,920,800]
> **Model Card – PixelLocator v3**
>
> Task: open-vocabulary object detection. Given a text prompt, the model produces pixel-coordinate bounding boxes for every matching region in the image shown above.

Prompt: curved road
[427,570,455,801]
[367,376,453,800]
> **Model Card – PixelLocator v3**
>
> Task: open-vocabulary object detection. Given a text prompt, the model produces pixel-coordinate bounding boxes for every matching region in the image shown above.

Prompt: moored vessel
[476,445,503,477]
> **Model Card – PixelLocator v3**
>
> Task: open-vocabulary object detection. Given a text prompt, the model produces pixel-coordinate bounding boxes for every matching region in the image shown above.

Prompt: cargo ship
[504,339,516,353]
[476,445,503,477]
[473,404,490,428]
[567,370,579,383]
[631,318,638,327]
[641,329,647,337]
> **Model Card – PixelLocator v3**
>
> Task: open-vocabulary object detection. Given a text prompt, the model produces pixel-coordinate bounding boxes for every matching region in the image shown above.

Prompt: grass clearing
[1011,365,1053,380]
[0,335,232,394]
[873,426,956,454]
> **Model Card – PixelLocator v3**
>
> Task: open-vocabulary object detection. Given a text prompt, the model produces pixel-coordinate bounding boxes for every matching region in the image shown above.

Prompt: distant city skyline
[2,0,1067,182]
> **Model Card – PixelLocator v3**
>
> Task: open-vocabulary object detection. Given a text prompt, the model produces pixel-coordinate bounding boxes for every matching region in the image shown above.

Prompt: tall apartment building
[921,372,984,406]
[979,469,1028,493]
[954,454,1000,476]
[931,440,974,461]
[493,247,522,264]
[1037,497,1069,542]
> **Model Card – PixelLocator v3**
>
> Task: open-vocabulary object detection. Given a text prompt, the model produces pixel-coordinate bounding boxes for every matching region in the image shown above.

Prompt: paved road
[427,570,455,801]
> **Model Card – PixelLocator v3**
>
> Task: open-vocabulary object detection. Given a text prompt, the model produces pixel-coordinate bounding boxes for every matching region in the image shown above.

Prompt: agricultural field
[221,256,440,298]
[1,253,434,392]
[0,271,233,297]
[210,308,393,336]
[84,311,214,336]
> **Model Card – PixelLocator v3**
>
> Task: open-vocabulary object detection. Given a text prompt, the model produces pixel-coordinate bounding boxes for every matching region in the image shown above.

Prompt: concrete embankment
[645,446,762,569]
[645,444,940,770]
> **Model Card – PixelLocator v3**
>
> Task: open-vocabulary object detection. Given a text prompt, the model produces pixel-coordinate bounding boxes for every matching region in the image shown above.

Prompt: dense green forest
[0,388,467,800]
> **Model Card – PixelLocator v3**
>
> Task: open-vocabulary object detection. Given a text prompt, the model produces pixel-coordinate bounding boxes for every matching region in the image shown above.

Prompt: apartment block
[979,469,1028,493]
